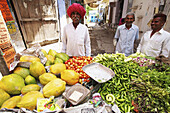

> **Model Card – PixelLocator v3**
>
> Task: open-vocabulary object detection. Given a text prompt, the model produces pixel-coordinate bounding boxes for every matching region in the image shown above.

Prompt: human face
[71,12,81,24]
[151,17,164,31]
[125,15,135,26]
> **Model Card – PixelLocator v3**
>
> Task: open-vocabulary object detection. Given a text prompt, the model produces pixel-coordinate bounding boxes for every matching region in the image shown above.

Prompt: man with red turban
[61,3,91,57]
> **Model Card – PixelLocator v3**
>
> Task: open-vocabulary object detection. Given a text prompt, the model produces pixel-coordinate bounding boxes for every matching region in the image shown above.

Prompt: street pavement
[89,23,115,56]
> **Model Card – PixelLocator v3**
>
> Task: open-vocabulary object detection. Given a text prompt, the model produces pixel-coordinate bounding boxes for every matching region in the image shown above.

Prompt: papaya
[41,49,47,57]
[25,75,37,85]
[39,73,57,86]
[50,63,66,75]
[0,74,25,95]
[55,53,69,63]
[29,61,46,78]
[45,60,52,66]
[61,70,79,85]
[48,49,58,58]
[1,96,21,109]
[13,67,30,79]
[54,58,63,64]
[0,89,10,107]
[21,84,41,95]
[43,78,66,97]
[17,91,44,110]
[20,55,41,63]
[46,55,55,64]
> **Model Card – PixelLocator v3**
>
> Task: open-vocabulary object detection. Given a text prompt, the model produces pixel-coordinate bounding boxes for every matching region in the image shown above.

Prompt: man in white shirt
[137,13,170,58]
[61,3,91,57]
[114,12,139,56]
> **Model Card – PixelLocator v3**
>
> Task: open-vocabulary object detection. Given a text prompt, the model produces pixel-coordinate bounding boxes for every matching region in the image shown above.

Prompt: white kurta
[114,24,139,56]
[61,23,91,56]
[137,29,170,58]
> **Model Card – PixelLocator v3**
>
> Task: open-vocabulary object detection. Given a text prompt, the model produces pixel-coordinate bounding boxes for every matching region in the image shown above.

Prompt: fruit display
[65,56,93,82]
[1,47,169,113]
[43,49,70,66]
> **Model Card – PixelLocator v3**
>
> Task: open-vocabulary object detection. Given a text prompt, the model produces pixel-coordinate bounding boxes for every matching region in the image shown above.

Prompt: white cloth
[114,24,139,56]
[61,23,91,56]
[137,29,170,58]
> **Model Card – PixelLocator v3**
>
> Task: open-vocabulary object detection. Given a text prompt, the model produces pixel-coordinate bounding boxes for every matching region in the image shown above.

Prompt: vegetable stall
[0,46,169,113]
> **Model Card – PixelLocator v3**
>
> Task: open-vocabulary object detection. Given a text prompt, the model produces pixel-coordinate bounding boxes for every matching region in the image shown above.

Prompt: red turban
[67,3,86,18]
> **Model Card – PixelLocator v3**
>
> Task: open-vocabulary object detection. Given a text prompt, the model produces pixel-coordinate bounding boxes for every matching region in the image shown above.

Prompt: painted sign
[0,11,15,69]
[0,0,14,22]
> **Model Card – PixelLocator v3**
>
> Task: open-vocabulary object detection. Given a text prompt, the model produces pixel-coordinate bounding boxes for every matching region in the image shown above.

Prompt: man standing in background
[114,12,139,56]
[137,13,170,58]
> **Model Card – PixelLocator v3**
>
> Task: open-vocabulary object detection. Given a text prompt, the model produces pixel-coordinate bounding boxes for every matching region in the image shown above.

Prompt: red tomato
[76,68,80,72]
[73,56,77,59]
[79,74,83,79]
[83,75,86,78]
[65,61,68,64]
[86,79,90,82]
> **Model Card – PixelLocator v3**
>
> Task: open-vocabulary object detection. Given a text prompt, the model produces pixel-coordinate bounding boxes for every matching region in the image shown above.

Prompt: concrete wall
[163,0,170,32]
[131,0,160,38]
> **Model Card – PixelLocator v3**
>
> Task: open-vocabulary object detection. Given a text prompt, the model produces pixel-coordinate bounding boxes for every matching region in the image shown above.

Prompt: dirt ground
[89,24,115,56]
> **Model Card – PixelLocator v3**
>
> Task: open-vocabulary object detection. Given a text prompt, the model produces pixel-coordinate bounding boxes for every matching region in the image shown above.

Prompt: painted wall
[131,0,160,38]
[163,0,170,32]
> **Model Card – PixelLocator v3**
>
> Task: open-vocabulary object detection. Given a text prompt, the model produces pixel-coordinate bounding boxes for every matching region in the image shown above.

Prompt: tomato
[65,61,68,64]
[65,56,92,82]
[76,68,80,71]
[86,79,90,82]
[79,74,83,79]
[73,56,77,59]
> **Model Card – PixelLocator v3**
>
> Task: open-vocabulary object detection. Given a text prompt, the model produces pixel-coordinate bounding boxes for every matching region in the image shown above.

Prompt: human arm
[134,27,139,52]
[85,28,91,56]
[61,27,67,53]
[113,27,120,46]
[137,35,144,53]
[160,37,170,58]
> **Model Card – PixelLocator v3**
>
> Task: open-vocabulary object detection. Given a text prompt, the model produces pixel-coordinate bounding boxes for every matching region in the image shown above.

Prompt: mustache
[72,16,80,20]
